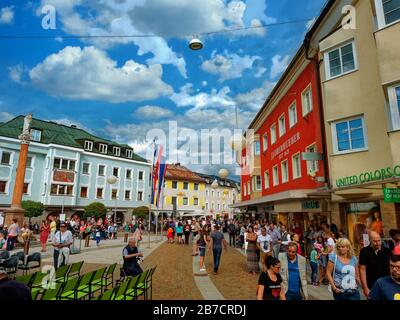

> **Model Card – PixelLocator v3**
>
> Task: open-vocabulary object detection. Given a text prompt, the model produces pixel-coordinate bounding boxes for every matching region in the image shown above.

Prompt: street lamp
[189,36,203,50]
[107,176,118,224]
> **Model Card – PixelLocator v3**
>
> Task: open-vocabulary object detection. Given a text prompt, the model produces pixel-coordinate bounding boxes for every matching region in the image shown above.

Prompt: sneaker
[200,268,206,272]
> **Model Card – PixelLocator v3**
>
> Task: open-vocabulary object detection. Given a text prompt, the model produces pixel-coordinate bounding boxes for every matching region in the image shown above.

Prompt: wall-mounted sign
[384,188,400,203]
[53,170,75,183]
[302,152,323,161]
[271,132,301,160]
[336,164,400,188]
[302,201,320,210]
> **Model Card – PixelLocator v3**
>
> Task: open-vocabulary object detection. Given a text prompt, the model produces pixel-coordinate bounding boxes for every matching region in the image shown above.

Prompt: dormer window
[99,144,107,154]
[84,141,93,151]
[113,147,121,157]
[30,129,42,142]
[126,149,133,159]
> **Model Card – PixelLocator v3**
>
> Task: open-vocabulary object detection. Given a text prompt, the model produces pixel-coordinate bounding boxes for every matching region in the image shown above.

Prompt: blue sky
[0,0,327,177]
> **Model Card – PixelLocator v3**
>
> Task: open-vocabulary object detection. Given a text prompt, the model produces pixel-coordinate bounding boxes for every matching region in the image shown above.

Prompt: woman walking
[133,222,143,247]
[198,225,210,272]
[326,238,361,300]
[176,222,184,244]
[183,222,191,245]
[40,220,50,252]
[246,226,260,275]
[257,256,286,300]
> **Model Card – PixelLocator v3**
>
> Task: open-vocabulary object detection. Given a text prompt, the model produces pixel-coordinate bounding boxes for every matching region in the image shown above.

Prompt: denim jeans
[6,236,16,251]
[333,290,360,301]
[213,248,222,272]
[310,262,318,283]
[285,291,303,301]
[272,244,281,258]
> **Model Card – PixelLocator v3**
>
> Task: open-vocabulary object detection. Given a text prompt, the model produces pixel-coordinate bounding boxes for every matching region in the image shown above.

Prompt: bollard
[124,233,128,243]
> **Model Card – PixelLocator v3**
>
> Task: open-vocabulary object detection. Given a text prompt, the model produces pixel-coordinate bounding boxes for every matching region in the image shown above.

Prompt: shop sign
[302,201,320,210]
[383,188,400,203]
[53,170,75,183]
[335,164,400,188]
[271,132,301,160]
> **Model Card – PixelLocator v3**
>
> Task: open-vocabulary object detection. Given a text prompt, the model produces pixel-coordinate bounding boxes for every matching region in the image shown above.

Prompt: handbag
[328,254,337,293]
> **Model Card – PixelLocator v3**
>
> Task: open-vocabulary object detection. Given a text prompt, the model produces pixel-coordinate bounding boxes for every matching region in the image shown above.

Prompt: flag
[150,142,166,208]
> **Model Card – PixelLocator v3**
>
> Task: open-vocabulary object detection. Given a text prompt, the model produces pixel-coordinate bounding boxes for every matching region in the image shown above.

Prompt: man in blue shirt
[369,254,400,300]
[268,223,281,258]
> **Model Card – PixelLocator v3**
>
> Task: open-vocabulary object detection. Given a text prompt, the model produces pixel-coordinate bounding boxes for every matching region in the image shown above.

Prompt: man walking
[359,231,392,298]
[227,220,236,247]
[279,243,308,300]
[257,227,272,271]
[209,225,228,275]
[268,223,281,258]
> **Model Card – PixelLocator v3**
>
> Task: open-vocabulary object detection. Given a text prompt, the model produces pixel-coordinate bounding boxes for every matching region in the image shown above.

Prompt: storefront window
[345,201,382,253]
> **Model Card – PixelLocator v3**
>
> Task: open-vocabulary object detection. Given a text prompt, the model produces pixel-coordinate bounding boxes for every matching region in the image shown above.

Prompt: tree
[84,202,107,219]
[21,200,44,224]
[132,206,150,220]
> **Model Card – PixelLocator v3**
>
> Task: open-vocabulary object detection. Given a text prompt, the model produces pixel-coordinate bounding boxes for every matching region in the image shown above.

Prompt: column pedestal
[4,207,25,227]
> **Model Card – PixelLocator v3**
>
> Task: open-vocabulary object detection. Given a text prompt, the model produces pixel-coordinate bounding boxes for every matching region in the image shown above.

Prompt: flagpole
[148,138,156,249]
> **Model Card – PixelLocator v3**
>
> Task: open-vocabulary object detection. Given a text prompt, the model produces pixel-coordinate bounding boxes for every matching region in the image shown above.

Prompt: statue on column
[19,113,32,144]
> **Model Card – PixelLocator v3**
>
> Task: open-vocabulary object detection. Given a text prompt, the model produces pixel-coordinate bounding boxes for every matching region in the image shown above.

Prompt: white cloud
[202,81,208,87]
[234,81,276,110]
[29,46,173,103]
[0,112,14,122]
[8,65,26,84]
[201,50,261,82]
[0,6,14,24]
[136,105,173,118]
[270,54,291,79]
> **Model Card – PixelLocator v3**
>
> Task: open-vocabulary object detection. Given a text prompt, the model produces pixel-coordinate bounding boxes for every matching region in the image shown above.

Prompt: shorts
[194,234,200,242]
[199,247,206,257]
[177,233,183,237]
[320,255,328,268]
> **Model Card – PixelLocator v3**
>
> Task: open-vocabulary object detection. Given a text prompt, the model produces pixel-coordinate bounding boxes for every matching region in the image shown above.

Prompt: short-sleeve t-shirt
[369,276,400,301]
[175,226,183,234]
[359,246,391,289]
[310,250,319,264]
[50,221,57,232]
[258,271,282,300]
[257,234,272,253]
[329,253,358,292]
[211,231,225,249]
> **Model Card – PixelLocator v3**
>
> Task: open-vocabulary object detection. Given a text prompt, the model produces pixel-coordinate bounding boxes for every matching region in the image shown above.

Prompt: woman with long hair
[257,256,286,300]
[317,235,328,285]
[246,226,260,275]
[198,225,210,272]
[326,238,361,300]
[40,220,50,252]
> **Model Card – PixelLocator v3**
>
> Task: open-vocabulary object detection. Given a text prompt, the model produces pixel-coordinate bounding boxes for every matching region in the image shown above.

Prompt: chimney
[71,125,77,128]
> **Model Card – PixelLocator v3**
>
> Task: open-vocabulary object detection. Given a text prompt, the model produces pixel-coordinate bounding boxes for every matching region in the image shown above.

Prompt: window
[289,103,298,127]
[111,189,118,200]
[125,190,131,200]
[30,129,41,142]
[212,190,215,197]
[205,203,209,210]
[262,134,268,152]
[99,144,107,154]
[50,184,73,196]
[172,196,177,207]
[96,188,104,199]
[270,124,277,144]
[254,176,262,191]
[80,187,88,198]
[376,0,400,28]
[217,204,220,211]
[137,191,143,201]
[325,42,356,79]
[332,116,367,153]
[183,197,188,206]
[292,153,301,179]
[247,181,251,194]
[126,149,133,158]
[273,166,279,186]
[82,163,90,174]
[126,169,132,180]
[243,184,247,196]
[306,145,319,173]
[113,167,120,178]
[23,183,29,195]
[138,171,144,181]
[84,141,93,151]
[211,203,215,209]
[113,147,121,157]
[388,85,400,130]
[302,88,313,116]
[0,181,7,193]
[53,158,76,171]
[194,183,199,191]
[172,181,178,189]
[206,189,209,197]
[194,198,199,206]
[278,114,286,137]
[1,152,11,165]
[183,182,189,190]
[281,160,289,183]
[98,165,105,176]
[254,140,261,156]
[26,156,33,168]
[264,171,270,189]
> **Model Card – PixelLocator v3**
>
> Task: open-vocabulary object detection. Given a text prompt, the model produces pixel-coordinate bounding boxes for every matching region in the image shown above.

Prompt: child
[167,227,174,244]
[0,233,6,250]
[310,243,322,286]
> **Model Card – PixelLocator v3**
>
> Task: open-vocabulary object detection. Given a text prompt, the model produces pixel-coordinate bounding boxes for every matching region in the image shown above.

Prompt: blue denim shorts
[199,247,206,257]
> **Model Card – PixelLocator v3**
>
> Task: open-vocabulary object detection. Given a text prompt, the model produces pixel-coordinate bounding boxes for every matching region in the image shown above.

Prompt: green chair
[40,282,64,300]
[89,267,107,298]
[113,278,131,301]
[31,289,40,300]
[31,271,49,297]
[58,276,80,300]
[67,261,84,280]
[138,266,156,300]
[92,263,117,293]
[75,271,95,300]
[97,288,115,300]
[125,274,144,301]
[55,264,70,283]
[16,272,36,288]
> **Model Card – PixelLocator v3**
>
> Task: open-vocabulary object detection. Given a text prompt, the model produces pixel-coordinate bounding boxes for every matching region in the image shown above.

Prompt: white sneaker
[200,268,206,272]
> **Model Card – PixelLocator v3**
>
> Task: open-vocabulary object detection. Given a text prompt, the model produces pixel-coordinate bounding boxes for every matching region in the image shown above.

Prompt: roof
[165,164,206,183]
[0,115,148,163]
[197,173,240,188]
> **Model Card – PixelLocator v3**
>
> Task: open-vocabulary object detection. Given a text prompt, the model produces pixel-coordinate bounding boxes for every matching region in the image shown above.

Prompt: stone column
[380,200,397,238]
